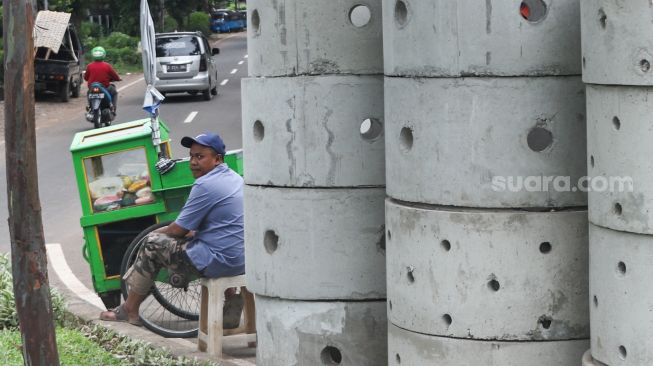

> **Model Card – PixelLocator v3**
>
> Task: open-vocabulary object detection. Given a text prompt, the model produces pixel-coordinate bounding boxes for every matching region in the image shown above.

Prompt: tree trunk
[3,0,61,365]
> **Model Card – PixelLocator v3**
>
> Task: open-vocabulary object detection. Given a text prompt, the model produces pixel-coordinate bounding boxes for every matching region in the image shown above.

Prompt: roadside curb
[55,274,253,366]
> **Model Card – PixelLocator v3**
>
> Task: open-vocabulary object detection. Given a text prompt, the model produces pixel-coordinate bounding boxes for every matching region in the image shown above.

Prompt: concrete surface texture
[589,224,653,365]
[386,202,589,340]
[246,0,383,76]
[243,0,387,364]
[384,76,587,208]
[389,324,589,366]
[580,0,653,85]
[254,296,387,366]
[242,75,385,187]
[383,0,581,77]
[384,0,588,364]
[582,1,653,365]
[586,85,653,234]
[244,185,386,299]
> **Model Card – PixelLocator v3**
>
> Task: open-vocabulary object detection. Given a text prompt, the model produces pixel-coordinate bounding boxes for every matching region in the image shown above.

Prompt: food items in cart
[93,195,122,212]
[88,177,123,200]
[127,179,148,193]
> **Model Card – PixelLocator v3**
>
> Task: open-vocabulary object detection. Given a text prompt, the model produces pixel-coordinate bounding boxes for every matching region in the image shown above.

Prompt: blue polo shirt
[175,163,245,278]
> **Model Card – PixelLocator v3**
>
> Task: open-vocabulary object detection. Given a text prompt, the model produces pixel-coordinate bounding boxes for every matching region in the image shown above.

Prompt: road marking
[230,69,238,74]
[238,60,244,65]
[117,77,145,92]
[184,111,198,123]
[46,243,107,311]
[221,79,229,86]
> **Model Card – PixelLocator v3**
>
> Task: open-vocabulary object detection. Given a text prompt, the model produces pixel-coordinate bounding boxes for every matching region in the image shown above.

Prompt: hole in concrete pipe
[264,230,279,254]
[350,5,372,28]
[251,9,261,33]
[442,314,452,326]
[612,116,621,130]
[617,261,627,276]
[389,300,393,311]
[321,346,343,365]
[598,8,607,29]
[538,315,552,329]
[614,202,623,215]
[253,120,265,141]
[399,127,414,152]
[539,242,552,254]
[583,57,586,69]
[488,279,500,292]
[395,353,401,364]
[593,295,598,307]
[406,267,415,283]
[395,0,408,27]
[618,345,627,360]
[387,230,392,241]
[441,240,451,252]
[520,0,547,22]
[360,118,383,141]
[527,127,553,152]
[590,155,595,168]
[641,59,651,72]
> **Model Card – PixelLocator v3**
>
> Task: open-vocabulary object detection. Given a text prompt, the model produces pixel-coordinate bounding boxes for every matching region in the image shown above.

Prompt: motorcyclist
[84,46,121,112]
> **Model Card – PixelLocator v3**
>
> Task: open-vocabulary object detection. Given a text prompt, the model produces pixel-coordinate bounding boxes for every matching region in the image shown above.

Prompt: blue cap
[181,133,226,155]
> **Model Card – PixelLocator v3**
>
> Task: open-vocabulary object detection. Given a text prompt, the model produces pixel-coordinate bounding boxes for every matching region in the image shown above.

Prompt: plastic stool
[198,275,256,357]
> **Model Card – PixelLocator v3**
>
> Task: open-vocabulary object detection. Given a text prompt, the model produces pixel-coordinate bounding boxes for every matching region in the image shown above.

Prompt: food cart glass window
[83,148,155,213]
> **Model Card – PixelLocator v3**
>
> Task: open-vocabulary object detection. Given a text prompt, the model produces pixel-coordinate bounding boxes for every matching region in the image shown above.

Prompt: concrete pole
[383,1,589,364]
[581,1,653,365]
[243,0,387,364]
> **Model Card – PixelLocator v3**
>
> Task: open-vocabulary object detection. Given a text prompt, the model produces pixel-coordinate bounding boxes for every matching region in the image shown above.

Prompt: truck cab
[34,12,84,102]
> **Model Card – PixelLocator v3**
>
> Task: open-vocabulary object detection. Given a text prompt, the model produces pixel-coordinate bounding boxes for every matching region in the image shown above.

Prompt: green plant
[104,32,138,49]
[162,14,179,33]
[186,11,210,35]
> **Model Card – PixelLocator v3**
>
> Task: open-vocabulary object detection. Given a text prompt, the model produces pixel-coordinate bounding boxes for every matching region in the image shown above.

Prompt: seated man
[100,132,245,327]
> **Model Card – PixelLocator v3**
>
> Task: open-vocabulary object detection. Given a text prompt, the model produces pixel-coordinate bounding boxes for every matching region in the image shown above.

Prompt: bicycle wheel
[120,221,200,338]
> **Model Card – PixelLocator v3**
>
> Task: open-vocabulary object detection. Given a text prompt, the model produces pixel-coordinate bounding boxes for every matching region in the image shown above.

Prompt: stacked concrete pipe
[383,1,590,364]
[242,1,387,365]
[581,1,653,365]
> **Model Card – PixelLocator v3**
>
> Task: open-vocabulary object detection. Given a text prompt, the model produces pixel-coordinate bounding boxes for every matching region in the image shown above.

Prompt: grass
[0,327,123,366]
[0,253,217,366]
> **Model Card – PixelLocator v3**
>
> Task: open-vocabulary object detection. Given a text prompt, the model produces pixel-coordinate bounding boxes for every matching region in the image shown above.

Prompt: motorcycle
[85,82,116,129]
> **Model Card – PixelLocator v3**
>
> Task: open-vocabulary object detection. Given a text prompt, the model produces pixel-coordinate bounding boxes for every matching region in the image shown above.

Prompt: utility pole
[3,0,60,365]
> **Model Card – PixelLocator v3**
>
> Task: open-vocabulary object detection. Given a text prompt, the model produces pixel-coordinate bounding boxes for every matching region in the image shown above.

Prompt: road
[0,32,248,304]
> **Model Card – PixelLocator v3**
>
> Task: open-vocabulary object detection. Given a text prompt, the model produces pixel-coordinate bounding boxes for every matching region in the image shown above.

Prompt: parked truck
[33,11,84,102]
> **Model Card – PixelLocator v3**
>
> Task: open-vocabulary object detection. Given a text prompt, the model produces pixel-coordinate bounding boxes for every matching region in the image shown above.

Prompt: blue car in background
[210,10,246,33]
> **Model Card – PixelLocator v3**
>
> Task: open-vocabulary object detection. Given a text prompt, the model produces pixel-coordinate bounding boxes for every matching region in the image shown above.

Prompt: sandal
[99,304,143,326]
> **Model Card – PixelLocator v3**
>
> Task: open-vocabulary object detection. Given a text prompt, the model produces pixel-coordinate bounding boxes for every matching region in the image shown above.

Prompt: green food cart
[70,118,243,312]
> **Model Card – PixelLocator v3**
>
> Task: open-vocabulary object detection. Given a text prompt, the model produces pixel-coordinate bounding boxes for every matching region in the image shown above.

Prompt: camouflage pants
[123,232,201,295]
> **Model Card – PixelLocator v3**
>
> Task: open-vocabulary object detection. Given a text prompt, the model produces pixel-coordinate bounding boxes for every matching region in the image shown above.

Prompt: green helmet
[91,46,106,60]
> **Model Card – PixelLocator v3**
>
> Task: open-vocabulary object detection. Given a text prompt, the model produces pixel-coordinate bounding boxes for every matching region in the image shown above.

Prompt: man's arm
[108,66,121,82]
[154,221,189,238]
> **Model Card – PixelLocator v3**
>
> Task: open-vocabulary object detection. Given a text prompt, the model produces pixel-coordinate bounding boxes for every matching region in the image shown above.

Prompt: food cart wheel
[120,221,200,338]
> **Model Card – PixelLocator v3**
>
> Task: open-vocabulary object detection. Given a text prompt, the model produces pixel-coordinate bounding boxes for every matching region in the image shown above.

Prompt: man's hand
[154,222,189,238]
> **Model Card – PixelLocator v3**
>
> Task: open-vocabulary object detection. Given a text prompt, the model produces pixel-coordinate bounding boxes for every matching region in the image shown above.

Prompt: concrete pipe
[256,296,387,366]
[388,324,589,366]
[586,85,653,234]
[385,76,587,208]
[386,199,589,340]
[245,185,386,299]
[582,350,609,366]
[581,0,653,86]
[247,0,383,77]
[589,224,653,366]
[242,76,385,187]
[383,0,581,77]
